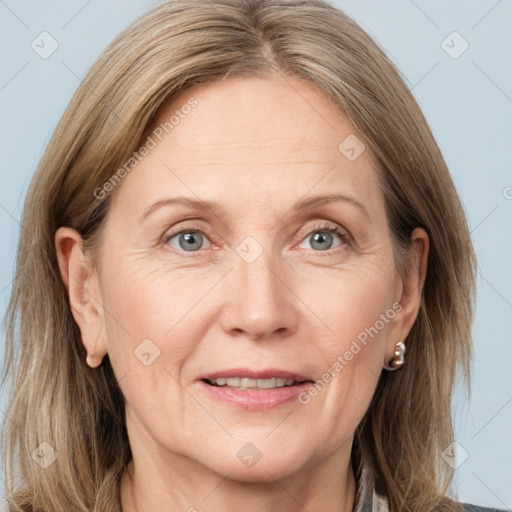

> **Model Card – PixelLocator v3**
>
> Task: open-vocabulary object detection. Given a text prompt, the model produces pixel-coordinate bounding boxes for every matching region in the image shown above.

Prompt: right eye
[162,219,215,254]
[164,228,213,253]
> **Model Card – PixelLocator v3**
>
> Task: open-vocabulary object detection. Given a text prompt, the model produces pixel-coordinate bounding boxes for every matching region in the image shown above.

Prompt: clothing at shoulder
[462,502,509,512]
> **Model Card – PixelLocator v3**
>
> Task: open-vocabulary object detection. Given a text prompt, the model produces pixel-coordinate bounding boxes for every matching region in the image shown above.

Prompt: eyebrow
[138,193,369,223]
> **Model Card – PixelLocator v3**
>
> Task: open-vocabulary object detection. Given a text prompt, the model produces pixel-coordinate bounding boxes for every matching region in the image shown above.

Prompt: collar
[353,458,390,512]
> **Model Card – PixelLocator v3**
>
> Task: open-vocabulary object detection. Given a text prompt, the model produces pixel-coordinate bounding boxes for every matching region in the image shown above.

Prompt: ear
[384,227,429,367]
[55,227,108,368]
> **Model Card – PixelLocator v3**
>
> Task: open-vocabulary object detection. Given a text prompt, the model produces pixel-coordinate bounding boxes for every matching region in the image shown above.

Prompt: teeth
[257,378,275,389]
[208,377,299,389]
[241,377,257,388]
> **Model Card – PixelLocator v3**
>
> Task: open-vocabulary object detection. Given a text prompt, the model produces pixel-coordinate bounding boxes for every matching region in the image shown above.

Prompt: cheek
[99,258,206,346]
[303,259,397,354]
[297,261,395,423]
[97,266,193,442]
[97,256,223,399]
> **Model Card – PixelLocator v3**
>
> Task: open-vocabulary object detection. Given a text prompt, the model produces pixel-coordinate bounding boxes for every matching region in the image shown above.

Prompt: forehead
[110,76,383,219]
[150,76,365,159]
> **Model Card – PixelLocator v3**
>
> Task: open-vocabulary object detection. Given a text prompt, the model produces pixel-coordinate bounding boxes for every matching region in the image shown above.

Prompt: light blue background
[1,0,511,509]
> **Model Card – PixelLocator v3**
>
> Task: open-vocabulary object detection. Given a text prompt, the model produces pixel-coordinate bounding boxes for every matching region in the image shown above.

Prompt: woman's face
[62,76,426,482]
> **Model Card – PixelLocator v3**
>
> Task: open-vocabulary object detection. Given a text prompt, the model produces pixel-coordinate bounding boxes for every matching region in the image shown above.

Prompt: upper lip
[199,368,313,383]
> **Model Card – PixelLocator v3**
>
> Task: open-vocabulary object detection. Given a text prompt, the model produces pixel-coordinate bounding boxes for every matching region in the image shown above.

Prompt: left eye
[299,225,346,252]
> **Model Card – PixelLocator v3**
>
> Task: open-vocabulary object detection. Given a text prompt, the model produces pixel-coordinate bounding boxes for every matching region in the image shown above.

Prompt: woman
[1,0,505,511]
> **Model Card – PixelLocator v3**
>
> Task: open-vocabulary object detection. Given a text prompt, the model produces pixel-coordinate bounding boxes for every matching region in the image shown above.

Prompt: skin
[56,75,428,512]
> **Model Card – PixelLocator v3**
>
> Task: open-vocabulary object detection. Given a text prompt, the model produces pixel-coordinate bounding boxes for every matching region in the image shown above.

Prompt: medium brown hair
[2,0,476,510]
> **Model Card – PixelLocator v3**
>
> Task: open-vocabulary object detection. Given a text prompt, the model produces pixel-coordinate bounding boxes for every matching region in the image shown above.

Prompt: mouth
[197,369,315,409]
[201,377,309,390]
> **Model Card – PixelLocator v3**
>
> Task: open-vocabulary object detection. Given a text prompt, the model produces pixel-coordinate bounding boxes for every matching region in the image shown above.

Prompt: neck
[120,447,356,512]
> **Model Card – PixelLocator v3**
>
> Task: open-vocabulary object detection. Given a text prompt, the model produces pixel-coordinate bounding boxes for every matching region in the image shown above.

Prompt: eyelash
[162,220,350,256]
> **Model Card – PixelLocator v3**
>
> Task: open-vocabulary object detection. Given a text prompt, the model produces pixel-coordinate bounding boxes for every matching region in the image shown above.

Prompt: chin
[193,440,314,483]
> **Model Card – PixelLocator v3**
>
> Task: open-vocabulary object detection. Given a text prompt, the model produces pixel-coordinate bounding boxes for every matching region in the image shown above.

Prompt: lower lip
[197,380,313,410]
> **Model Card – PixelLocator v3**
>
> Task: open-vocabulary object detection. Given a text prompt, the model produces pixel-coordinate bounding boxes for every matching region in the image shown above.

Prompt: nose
[218,251,298,341]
